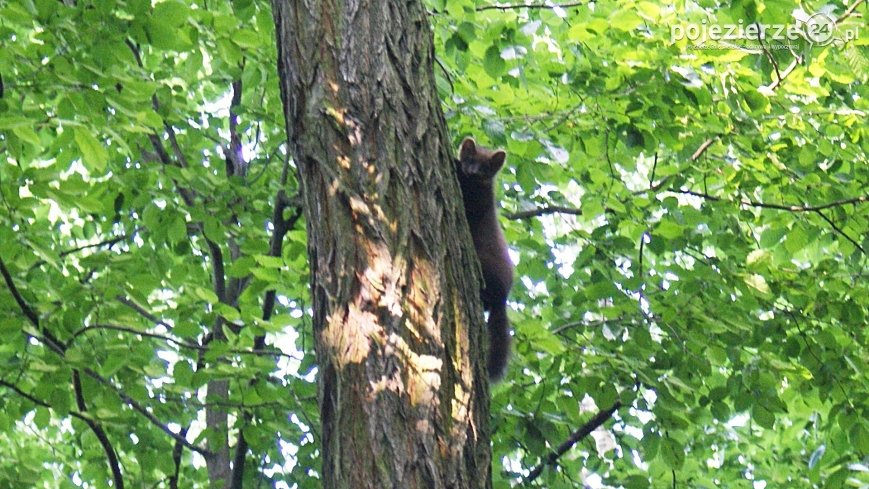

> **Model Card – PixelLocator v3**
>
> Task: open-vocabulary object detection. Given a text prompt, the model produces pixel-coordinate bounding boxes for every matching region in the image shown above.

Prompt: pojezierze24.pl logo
[670,12,860,49]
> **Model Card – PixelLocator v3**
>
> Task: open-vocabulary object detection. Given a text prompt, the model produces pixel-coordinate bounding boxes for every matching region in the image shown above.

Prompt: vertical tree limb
[230,190,301,489]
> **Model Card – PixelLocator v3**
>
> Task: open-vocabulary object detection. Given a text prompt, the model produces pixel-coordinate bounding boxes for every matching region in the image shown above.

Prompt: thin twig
[504,205,583,220]
[116,295,173,329]
[523,401,622,483]
[79,366,213,456]
[68,323,302,361]
[765,57,801,91]
[837,0,865,23]
[0,257,40,327]
[672,189,868,213]
[677,188,866,253]
[690,137,717,161]
[434,56,454,93]
[476,1,584,11]
[27,233,130,272]
[813,209,866,254]
[60,234,128,258]
[73,371,125,489]
[754,22,781,82]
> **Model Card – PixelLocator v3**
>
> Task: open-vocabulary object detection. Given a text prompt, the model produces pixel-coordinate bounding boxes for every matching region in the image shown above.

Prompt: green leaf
[194,287,219,304]
[153,1,189,27]
[760,226,787,247]
[636,1,660,19]
[254,254,284,268]
[660,437,685,469]
[483,45,505,78]
[73,127,108,172]
[101,352,128,376]
[744,274,771,295]
[173,360,194,387]
[148,19,193,50]
[12,125,41,146]
[232,29,261,49]
[167,215,188,243]
[608,9,643,32]
[753,404,776,429]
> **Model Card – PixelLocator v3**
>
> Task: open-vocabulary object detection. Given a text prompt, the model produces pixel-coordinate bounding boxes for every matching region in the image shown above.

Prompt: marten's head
[458,138,506,181]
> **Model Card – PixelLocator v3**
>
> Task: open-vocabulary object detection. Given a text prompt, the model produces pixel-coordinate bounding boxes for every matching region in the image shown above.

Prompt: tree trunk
[271,1,492,488]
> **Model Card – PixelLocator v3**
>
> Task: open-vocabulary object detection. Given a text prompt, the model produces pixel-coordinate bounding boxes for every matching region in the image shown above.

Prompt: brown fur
[456,138,514,381]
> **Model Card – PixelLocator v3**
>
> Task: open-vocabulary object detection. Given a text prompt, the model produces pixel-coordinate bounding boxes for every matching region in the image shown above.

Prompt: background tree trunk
[271,1,492,488]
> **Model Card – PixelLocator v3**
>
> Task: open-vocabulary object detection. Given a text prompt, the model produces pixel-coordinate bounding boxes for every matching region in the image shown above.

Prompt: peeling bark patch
[368,370,405,402]
[407,258,441,342]
[450,383,472,449]
[412,355,442,406]
[322,305,377,367]
[369,332,442,408]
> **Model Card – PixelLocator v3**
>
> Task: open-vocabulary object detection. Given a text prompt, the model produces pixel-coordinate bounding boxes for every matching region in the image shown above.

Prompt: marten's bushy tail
[487,302,511,381]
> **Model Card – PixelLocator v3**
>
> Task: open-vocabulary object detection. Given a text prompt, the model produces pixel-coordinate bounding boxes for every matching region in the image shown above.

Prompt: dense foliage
[1,0,867,488]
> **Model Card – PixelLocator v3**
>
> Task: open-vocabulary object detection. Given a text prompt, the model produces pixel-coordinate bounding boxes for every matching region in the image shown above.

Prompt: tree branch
[0,257,40,327]
[60,234,128,258]
[73,371,125,489]
[524,401,622,483]
[230,190,302,489]
[206,239,228,305]
[169,427,188,489]
[476,1,584,11]
[22,321,212,457]
[0,258,67,354]
[690,137,717,161]
[116,295,173,329]
[504,205,583,220]
[1,263,212,458]
[813,209,866,254]
[259,191,302,338]
[226,76,246,177]
[671,189,868,213]
[754,22,781,83]
[68,323,301,360]
[164,122,191,169]
[0,379,92,425]
[672,190,867,252]
[78,365,213,456]
[125,38,197,207]
[3,259,125,487]
[0,380,49,408]
[837,0,865,23]
[765,57,801,91]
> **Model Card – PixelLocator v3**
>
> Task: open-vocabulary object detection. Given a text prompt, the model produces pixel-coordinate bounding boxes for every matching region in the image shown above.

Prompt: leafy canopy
[1,0,867,488]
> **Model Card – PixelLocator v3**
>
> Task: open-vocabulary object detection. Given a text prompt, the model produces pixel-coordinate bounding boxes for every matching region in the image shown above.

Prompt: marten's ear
[489,150,506,170]
[459,138,477,161]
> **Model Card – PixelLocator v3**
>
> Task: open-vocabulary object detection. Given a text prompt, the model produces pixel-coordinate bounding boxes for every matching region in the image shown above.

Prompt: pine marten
[456,138,514,381]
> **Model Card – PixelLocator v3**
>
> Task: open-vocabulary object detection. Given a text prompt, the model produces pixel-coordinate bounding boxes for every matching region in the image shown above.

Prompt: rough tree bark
[272,1,492,488]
